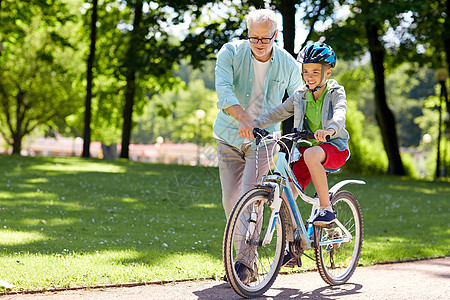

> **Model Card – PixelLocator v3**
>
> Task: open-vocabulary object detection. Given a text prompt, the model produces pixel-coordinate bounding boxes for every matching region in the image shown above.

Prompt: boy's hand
[315,129,335,142]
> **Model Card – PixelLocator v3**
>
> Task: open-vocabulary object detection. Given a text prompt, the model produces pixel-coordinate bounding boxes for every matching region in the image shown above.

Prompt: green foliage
[331,60,441,175]
[395,0,449,71]
[332,61,388,174]
[385,65,436,147]
[133,79,218,145]
[0,0,84,152]
[401,151,420,179]
[0,0,447,180]
[176,59,216,91]
[415,90,450,179]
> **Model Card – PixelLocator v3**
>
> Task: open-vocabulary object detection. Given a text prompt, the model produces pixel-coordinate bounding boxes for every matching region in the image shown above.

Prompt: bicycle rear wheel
[314,190,363,285]
[223,188,286,298]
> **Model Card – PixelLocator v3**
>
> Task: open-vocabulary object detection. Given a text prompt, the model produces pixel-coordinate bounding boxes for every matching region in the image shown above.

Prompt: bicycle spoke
[224,189,285,297]
[315,191,363,285]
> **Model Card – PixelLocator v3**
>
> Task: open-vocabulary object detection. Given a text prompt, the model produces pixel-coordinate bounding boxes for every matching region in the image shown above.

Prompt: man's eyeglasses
[248,31,276,44]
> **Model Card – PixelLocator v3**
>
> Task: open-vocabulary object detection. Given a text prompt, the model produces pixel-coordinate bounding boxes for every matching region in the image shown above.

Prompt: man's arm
[215,44,240,110]
[225,105,254,139]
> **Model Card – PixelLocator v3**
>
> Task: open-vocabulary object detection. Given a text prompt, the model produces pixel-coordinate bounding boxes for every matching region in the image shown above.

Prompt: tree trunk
[82,0,98,158]
[278,0,295,57]
[12,132,22,154]
[365,23,406,175]
[444,0,450,115]
[10,89,26,155]
[121,71,135,159]
[278,0,296,134]
[120,0,143,159]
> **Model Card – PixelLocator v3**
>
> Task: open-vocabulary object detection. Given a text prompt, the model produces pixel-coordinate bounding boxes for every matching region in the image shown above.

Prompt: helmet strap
[307,84,325,93]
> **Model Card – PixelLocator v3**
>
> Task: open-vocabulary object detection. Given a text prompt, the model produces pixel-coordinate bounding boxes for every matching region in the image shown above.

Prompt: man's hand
[238,117,254,139]
[225,105,255,139]
[314,128,335,142]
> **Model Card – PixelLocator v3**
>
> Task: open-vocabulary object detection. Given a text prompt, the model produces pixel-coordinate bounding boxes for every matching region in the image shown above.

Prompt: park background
[0,0,449,293]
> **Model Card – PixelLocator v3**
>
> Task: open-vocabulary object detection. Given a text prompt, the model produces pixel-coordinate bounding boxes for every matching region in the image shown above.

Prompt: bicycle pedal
[284,257,302,268]
[316,223,335,228]
[296,257,302,268]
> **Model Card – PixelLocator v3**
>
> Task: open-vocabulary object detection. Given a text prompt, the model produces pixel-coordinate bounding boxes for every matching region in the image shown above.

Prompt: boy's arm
[328,86,347,134]
[286,62,302,97]
[253,94,295,129]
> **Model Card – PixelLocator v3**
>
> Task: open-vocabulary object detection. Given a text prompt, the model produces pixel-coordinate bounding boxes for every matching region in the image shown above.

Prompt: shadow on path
[194,282,363,299]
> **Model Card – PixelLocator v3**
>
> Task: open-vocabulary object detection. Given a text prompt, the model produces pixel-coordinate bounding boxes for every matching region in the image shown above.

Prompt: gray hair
[246,9,278,33]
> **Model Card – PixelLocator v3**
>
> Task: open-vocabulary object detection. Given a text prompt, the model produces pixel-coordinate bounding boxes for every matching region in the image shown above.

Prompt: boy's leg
[303,146,329,207]
[303,144,349,224]
[291,147,312,190]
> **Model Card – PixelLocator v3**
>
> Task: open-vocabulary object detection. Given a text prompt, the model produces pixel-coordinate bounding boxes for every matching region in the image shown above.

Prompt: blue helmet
[297,43,336,68]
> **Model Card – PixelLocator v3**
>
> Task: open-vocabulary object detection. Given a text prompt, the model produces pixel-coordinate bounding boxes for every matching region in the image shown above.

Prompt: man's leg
[241,142,276,196]
[217,140,257,278]
[216,140,245,218]
[236,142,276,269]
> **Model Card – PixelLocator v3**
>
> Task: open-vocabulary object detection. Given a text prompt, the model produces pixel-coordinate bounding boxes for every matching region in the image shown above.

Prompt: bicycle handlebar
[253,127,330,146]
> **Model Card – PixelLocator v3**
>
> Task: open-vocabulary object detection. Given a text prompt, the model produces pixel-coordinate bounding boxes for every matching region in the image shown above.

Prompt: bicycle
[223,128,365,298]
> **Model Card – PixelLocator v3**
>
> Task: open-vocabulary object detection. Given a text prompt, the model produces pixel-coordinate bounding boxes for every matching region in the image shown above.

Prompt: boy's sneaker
[281,250,300,268]
[281,250,293,267]
[313,210,336,225]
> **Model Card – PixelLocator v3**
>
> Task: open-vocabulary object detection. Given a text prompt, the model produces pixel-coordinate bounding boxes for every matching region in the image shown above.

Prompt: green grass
[0,154,448,292]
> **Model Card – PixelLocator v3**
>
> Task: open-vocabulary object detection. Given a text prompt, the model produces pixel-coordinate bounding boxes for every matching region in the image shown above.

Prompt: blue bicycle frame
[258,132,365,250]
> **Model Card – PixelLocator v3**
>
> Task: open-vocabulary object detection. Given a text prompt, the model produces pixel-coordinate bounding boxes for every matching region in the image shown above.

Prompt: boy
[245,42,350,225]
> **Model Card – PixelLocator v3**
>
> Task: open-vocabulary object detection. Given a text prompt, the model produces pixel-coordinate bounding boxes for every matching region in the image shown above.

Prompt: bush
[343,100,387,175]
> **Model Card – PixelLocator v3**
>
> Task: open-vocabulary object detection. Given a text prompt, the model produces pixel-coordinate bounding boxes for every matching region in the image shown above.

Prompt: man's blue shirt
[214,40,302,149]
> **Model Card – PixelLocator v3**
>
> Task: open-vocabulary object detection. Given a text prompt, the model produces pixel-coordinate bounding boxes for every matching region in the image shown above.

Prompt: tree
[0,1,83,154]
[133,79,218,146]
[404,0,450,81]
[362,1,405,175]
[386,0,450,176]
[79,0,222,159]
[120,0,144,159]
[82,0,98,158]
[319,0,416,175]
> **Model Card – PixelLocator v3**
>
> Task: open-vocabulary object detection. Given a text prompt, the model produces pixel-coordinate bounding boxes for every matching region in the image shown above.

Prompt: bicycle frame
[258,132,365,249]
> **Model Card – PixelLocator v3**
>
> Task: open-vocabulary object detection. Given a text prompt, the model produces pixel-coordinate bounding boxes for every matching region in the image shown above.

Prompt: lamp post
[195,109,206,166]
[155,136,164,163]
[436,69,448,178]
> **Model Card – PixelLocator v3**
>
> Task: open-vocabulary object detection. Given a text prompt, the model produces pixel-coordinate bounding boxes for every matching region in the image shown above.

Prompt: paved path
[2,257,449,300]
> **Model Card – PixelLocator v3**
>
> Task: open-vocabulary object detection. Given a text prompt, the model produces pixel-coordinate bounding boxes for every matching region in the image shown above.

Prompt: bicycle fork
[261,182,281,247]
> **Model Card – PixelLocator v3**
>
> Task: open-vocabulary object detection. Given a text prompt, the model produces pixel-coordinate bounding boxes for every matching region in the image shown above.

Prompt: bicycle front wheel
[223,188,286,298]
[314,190,363,285]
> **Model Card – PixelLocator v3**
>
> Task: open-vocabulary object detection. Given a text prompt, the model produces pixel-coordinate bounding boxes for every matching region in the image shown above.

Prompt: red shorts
[292,144,349,189]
